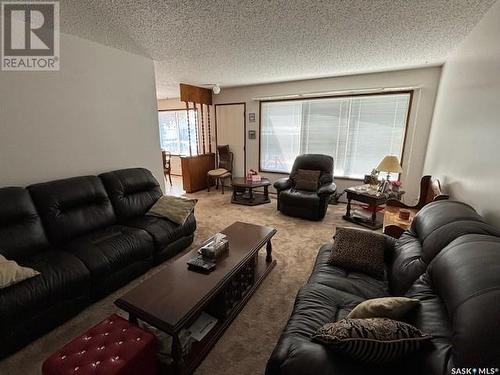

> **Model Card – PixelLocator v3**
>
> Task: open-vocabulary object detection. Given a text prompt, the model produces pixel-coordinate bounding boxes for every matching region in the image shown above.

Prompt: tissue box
[200,237,229,260]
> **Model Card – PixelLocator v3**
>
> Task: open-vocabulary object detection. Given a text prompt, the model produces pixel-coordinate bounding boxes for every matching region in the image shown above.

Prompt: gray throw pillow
[347,297,420,320]
[312,318,431,364]
[148,195,197,225]
[328,227,386,279]
[294,169,320,191]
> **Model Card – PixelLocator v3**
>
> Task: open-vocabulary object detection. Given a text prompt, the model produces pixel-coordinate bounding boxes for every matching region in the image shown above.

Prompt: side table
[343,187,387,230]
[383,206,417,238]
[231,177,271,206]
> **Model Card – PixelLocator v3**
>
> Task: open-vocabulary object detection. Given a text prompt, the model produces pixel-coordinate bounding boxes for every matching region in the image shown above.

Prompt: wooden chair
[383,176,449,238]
[162,150,172,186]
[207,145,233,194]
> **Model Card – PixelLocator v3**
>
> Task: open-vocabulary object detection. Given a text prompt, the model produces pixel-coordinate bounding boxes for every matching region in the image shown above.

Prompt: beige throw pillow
[347,297,420,320]
[148,195,197,225]
[0,255,40,289]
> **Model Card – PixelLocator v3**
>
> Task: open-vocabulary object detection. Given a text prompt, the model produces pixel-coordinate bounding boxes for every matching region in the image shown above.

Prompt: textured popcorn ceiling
[60,0,496,98]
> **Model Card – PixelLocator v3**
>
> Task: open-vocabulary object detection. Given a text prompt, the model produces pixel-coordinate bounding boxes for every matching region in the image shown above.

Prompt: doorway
[215,103,246,179]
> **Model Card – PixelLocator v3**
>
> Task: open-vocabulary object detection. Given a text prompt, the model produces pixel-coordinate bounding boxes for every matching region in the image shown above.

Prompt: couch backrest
[388,200,500,295]
[0,187,50,261]
[420,234,500,369]
[290,154,334,185]
[99,168,162,222]
[28,176,116,244]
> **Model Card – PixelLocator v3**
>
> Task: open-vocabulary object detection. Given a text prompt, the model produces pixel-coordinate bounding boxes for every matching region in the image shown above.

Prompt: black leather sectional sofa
[0,168,196,358]
[267,200,500,374]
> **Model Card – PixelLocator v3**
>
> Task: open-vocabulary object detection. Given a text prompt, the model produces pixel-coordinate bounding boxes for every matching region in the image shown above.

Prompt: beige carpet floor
[0,190,347,375]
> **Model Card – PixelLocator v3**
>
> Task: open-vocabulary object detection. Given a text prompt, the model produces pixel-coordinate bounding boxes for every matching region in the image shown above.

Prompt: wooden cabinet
[181,153,215,193]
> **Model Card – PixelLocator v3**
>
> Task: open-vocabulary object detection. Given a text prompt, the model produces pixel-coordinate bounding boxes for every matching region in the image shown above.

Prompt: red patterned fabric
[42,314,157,375]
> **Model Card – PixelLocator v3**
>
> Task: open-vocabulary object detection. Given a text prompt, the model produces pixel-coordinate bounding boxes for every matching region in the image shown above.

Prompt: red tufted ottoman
[42,314,157,375]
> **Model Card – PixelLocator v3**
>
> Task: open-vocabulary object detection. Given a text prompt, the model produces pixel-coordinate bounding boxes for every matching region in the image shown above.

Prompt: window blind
[260,93,411,179]
[158,110,197,156]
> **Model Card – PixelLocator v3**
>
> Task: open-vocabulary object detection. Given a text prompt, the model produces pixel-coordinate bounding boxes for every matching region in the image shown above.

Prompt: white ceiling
[60,0,496,99]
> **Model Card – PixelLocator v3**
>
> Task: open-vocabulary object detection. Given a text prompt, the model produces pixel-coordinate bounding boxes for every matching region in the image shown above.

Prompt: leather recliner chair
[274,154,336,221]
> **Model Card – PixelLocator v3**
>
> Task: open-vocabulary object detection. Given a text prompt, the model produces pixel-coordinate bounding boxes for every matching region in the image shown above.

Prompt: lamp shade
[376,155,402,173]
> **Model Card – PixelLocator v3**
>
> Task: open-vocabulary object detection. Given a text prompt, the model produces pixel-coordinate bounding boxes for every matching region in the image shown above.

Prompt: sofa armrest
[317,182,336,196]
[274,178,292,191]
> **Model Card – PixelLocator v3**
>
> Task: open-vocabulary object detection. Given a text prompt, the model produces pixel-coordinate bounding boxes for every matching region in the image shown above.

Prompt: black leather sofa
[274,154,336,221]
[266,200,500,375]
[0,168,195,358]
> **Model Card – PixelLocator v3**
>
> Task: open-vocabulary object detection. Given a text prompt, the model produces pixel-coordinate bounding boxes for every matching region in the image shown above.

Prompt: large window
[158,110,197,155]
[260,93,411,179]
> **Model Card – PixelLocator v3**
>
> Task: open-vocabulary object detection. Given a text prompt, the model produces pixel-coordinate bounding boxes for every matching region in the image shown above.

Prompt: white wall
[424,0,500,226]
[213,67,442,202]
[0,32,163,190]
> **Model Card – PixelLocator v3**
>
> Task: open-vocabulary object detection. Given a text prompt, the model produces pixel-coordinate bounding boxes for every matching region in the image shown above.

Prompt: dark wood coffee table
[115,222,277,374]
[231,177,271,206]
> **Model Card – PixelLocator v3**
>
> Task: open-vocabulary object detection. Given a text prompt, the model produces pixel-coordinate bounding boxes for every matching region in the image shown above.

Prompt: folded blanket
[147,195,197,225]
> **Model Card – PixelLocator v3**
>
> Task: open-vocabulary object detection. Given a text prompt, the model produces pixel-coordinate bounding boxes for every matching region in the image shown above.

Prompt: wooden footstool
[42,314,157,375]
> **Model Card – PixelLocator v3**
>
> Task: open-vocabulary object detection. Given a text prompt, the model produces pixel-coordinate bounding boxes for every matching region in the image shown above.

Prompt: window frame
[258,90,413,180]
[158,108,198,156]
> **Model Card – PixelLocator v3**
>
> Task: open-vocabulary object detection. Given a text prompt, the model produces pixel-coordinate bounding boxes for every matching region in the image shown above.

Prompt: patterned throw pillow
[328,227,386,279]
[347,297,420,320]
[312,318,431,364]
[294,169,321,191]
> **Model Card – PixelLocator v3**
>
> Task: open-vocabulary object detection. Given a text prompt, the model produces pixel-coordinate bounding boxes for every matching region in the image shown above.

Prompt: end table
[231,177,271,206]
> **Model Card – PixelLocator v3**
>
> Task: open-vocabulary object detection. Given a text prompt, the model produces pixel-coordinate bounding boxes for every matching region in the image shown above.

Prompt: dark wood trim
[258,90,412,103]
[398,90,414,181]
[258,90,414,178]
[214,102,247,177]
[180,83,212,105]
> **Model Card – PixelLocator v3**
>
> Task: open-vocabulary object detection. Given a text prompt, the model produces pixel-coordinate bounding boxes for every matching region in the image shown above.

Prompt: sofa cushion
[65,225,154,290]
[426,234,500,368]
[266,282,413,375]
[308,243,389,299]
[29,176,116,244]
[126,212,196,252]
[404,274,453,375]
[0,250,90,327]
[99,168,163,222]
[280,189,320,208]
[0,187,50,261]
[388,200,499,296]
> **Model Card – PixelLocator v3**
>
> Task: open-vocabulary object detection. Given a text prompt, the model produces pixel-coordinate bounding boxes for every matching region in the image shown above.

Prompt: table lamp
[376,155,402,181]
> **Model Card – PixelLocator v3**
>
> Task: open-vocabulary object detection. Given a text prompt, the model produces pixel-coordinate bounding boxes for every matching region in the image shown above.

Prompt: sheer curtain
[260,93,411,178]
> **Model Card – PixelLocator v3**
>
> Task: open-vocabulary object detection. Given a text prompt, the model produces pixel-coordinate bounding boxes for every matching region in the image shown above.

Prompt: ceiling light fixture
[212,84,221,94]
